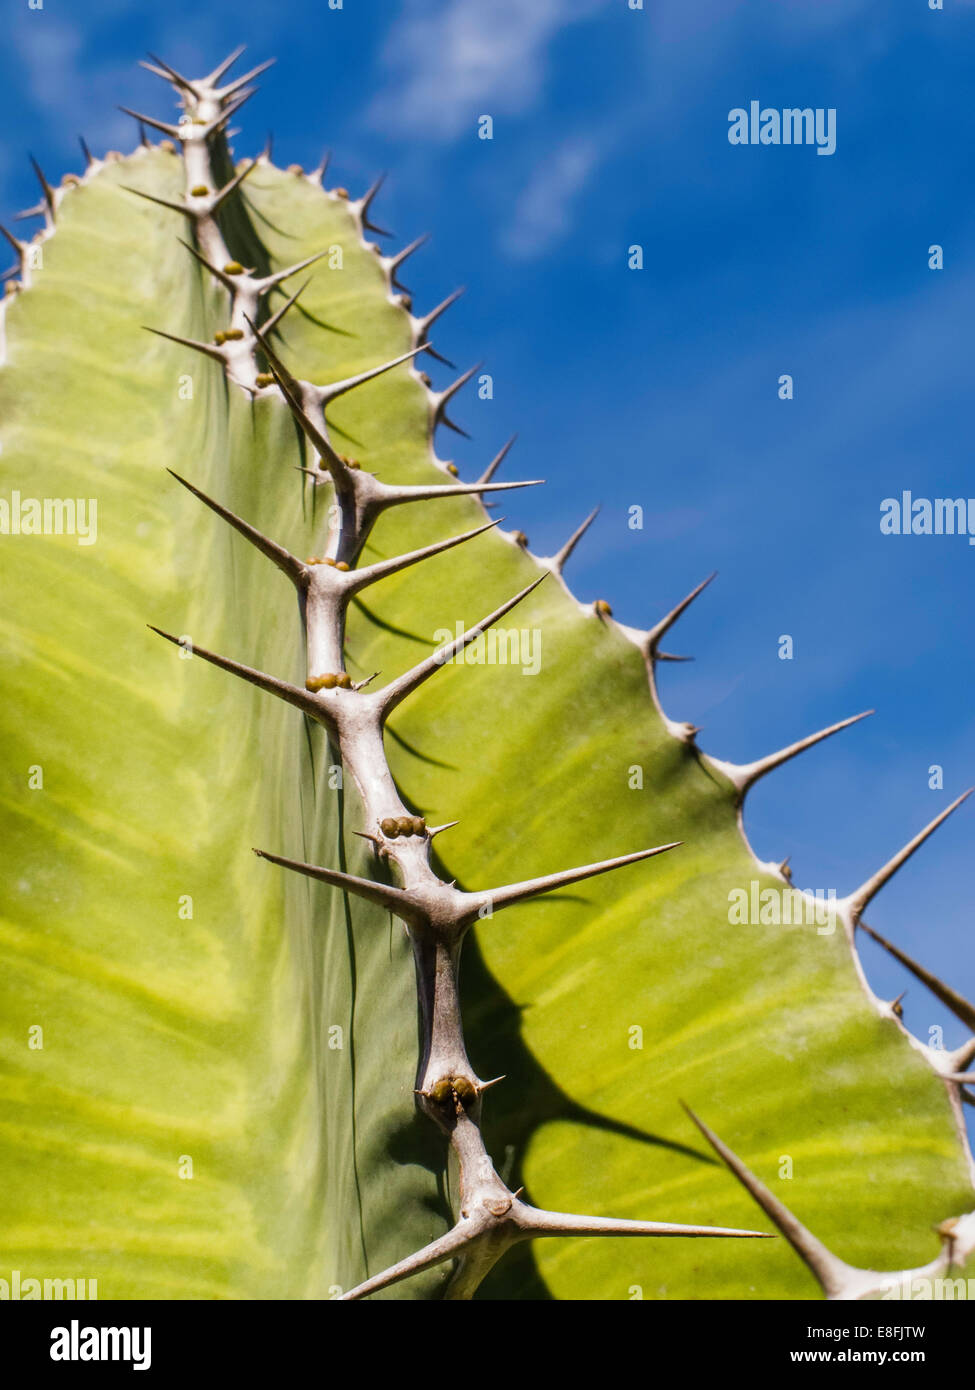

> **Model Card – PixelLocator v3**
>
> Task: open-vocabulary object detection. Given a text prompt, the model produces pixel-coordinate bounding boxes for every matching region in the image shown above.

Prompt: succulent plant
[1,48,973,1302]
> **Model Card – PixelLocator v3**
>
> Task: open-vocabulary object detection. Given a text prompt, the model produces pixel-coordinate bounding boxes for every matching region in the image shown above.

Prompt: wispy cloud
[368,0,608,141]
[8,11,139,154]
[501,136,601,259]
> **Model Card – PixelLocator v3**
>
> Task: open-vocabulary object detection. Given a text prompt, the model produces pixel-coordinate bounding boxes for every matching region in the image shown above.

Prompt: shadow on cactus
[1,47,973,1301]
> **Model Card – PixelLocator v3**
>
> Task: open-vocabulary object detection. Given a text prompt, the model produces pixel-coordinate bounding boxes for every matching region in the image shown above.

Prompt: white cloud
[9,13,138,153]
[369,0,608,140]
[501,135,601,259]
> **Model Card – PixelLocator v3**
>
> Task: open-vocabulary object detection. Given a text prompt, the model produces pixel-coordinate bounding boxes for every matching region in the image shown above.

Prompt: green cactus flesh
[1,52,973,1301]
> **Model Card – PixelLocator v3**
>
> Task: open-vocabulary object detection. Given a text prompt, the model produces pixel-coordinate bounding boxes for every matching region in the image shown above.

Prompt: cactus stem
[708,710,875,798]
[842,789,973,927]
[340,1109,767,1301]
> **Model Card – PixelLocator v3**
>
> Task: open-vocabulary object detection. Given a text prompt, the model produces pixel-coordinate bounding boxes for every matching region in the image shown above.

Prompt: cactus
[1,48,973,1302]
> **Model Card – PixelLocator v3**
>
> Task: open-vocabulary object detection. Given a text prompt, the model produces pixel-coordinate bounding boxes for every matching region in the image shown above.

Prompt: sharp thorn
[309,149,331,184]
[348,518,501,594]
[414,287,464,338]
[28,154,56,219]
[210,157,257,210]
[205,44,247,87]
[376,476,545,511]
[117,106,181,139]
[478,435,517,485]
[148,626,322,721]
[681,1104,854,1298]
[377,576,548,717]
[432,362,480,436]
[0,223,24,257]
[858,921,975,1032]
[142,52,198,95]
[712,711,875,798]
[646,572,717,654]
[484,842,680,916]
[387,233,429,289]
[121,184,192,216]
[258,248,328,291]
[261,279,308,335]
[338,1224,476,1302]
[319,343,431,404]
[143,325,226,363]
[846,789,973,924]
[355,172,390,235]
[428,821,460,839]
[218,58,276,98]
[520,1206,772,1241]
[549,506,600,575]
[166,470,305,584]
[253,848,418,920]
[177,236,238,288]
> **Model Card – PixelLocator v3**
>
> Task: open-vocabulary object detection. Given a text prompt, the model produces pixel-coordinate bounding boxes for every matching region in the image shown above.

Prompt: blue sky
[3,0,974,1049]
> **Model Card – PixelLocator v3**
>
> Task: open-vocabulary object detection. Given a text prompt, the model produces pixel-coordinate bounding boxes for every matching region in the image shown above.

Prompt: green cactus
[1,48,973,1302]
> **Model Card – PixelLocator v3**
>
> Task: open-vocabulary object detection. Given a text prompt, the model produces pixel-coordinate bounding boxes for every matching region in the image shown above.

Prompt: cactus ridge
[3,43,974,1300]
